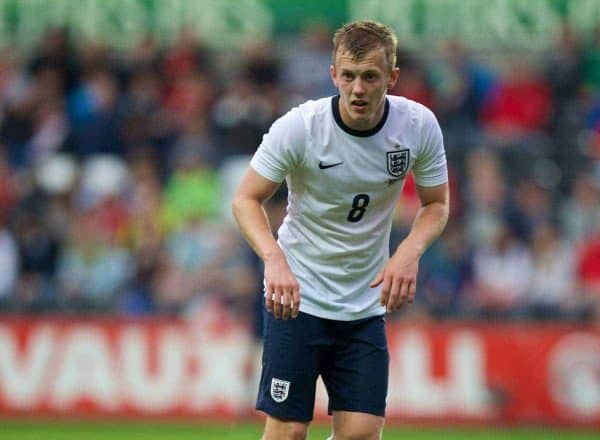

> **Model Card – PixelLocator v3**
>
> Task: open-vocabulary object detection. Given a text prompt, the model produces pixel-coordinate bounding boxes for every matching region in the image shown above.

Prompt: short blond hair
[332,20,398,72]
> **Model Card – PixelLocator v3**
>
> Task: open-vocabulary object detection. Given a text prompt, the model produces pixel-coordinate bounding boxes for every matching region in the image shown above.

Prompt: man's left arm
[371,182,449,312]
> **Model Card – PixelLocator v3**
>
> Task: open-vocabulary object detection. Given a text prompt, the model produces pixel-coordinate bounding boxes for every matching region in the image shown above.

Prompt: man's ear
[388,67,400,90]
[330,65,338,88]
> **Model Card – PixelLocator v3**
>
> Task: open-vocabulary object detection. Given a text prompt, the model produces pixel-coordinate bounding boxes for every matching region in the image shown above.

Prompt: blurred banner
[0,0,599,50]
[1,316,599,426]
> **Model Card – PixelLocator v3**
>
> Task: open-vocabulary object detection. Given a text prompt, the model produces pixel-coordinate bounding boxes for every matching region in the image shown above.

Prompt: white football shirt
[250,95,448,320]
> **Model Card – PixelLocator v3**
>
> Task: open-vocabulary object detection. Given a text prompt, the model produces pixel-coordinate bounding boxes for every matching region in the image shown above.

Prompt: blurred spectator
[429,40,479,121]
[282,22,337,101]
[27,27,79,93]
[127,34,162,73]
[0,82,34,167]
[56,208,134,310]
[161,148,219,232]
[163,28,215,81]
[0,153,19,213]
[120,155,163,314]
[527,221,579,319]
[418,221,472,317]
[463,149,506,248]
[468,224,533,318]
[164,70,214,128]
[560,171,600,243]
[213,74,275,155]
[11,195,60,308]
[171,118,221,169]
[66,70,124,157]
[505,181,554,242]
[154,219,255,314]
[546,24,582,113]
[118,70,170,158]
[77,155,131,211]
[389,48,433,108]
[0,216,18,301]
[480,59,552,140]
[26,97,69,164]
[581,25,600,93]
[576,225,600,299]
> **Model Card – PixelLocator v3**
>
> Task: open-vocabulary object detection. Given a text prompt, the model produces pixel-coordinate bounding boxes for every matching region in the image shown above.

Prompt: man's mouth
[351,100,368,112]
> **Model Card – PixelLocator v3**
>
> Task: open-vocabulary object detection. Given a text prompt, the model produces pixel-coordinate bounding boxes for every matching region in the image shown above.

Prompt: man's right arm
[232,168,300,320]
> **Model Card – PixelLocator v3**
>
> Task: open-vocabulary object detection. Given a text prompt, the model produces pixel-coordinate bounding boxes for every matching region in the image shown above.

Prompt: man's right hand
[264,251,301,320]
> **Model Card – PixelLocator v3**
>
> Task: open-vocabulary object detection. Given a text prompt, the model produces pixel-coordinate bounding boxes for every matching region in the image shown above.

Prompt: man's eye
[342,72,353,79]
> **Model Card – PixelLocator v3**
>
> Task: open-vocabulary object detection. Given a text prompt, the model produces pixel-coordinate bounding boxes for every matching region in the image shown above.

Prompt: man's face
[330,46,399,130]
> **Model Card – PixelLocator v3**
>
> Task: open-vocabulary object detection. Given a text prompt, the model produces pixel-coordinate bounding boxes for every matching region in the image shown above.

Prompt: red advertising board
[0,315,599,427]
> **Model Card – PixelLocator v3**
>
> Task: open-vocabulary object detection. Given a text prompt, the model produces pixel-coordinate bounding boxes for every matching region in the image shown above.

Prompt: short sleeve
[250,107,306,183]
[412,106,448,187]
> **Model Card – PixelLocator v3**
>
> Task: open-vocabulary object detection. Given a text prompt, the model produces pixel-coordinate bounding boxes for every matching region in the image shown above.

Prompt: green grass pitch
[2,421,598,440]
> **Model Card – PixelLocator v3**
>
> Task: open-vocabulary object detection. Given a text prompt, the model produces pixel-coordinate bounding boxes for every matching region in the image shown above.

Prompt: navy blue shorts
[256,309,388,422]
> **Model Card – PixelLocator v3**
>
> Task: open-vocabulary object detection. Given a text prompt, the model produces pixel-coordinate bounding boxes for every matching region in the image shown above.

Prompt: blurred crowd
[1,24,600,324]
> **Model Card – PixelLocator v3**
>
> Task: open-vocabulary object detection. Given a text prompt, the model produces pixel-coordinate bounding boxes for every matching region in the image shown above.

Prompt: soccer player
[232,20,449,440]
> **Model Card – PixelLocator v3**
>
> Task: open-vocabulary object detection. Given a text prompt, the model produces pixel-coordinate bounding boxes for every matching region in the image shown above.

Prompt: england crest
[271,378,290,403]
[387,149,410,177]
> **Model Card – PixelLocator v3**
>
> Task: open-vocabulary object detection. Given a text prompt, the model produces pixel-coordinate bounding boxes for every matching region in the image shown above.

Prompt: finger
[408,280,417,304]
[380,274,392,308]
[398,278,410,310]
[387,277,401,313]
[291,285,301,319]
[272,289,283,319]
[264,289,274,313]
[281,288,292,320]
[380,287,388,307]
[370,271,384,288]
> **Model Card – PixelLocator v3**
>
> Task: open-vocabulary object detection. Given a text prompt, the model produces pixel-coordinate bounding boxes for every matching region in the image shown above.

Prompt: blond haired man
[233,20,449,440]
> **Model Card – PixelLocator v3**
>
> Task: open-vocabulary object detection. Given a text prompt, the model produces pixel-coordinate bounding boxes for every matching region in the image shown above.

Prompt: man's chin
[349,112,372,123]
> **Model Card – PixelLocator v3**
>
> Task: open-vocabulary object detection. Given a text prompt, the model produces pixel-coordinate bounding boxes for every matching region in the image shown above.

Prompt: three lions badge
[387,149,409,177]
[271,378,290,403]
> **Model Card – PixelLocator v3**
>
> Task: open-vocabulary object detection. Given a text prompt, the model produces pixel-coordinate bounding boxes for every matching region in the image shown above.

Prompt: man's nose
[352,78,365,96]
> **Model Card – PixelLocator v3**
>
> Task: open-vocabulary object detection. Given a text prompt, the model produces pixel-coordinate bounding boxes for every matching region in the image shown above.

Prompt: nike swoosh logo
[319,161,343,169]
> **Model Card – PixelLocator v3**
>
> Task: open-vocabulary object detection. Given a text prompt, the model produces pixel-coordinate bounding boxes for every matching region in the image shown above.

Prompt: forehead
[335,46,388,71]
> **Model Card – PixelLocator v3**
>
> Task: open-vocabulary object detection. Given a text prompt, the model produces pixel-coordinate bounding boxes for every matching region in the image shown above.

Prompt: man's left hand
[370,246,419,313]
